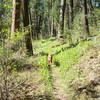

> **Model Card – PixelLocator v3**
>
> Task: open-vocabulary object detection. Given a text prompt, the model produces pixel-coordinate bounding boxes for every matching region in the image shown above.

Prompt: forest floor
[71,44,100,100]
[12,35,100,100]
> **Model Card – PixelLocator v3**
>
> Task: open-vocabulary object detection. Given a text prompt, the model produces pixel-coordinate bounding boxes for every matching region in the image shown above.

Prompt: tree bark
[83,0,90,35]
[66,3,71,29]
[58,0,66,38]
[70,0,74,27]
[0,0,4,18]
[11,0,21,34]
[22,0,33,56]
[62,0,66,31]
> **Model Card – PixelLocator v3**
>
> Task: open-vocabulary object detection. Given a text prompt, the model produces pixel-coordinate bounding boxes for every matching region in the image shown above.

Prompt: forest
[0,0,100,100]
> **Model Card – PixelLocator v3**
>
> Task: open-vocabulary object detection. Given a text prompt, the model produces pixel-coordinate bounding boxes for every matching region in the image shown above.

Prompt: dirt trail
[49,44,100,100]
[49,65,68,100]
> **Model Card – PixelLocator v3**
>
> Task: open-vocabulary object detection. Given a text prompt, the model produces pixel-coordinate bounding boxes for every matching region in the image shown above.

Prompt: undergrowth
[0,36,99,99]
[32,38,97,95]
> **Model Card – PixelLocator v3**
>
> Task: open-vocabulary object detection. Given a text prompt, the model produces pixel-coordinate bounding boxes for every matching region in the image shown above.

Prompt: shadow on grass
[52,42,79,56]
[34,42,79,57]
[41,38,57,44]
[49,38,57,42]
[52,42,66,48]
[54,61,60,67]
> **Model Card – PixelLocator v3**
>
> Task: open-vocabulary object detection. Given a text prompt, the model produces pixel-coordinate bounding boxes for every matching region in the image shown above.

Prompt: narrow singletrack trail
[49,65,68,100]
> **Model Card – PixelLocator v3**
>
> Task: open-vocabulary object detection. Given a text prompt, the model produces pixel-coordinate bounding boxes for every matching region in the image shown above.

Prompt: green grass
[0,35,99,99]
[32,38,96,94]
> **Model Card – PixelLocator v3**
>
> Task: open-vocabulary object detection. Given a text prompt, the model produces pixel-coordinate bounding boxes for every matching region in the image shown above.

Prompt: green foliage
[31,38,96,96]
[0,0,100,99]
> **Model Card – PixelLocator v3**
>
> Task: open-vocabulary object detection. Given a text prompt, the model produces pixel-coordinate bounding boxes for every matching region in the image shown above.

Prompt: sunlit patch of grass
[31,37,97,97]
[39,66,53,91]
[53,41,94,75]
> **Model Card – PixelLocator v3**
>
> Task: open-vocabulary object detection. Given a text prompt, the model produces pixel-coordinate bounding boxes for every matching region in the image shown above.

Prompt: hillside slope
[72,44,100,100]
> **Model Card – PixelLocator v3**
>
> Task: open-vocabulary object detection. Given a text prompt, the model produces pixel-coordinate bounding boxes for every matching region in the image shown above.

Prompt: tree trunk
[58,0,66,38]
[70,0,74,28]
[66,3,71,29]
[0,0,4,31]
[11,0,21,34]
[83,0,90,35]
[22,0,33,56]
[62,0,66,31]
[0,0,4,18]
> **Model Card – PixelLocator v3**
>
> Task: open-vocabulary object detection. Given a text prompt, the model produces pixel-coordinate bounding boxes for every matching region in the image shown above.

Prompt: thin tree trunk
[29,8,34,38]
[58,0,66,38]
[48,0,54,37]
[83,0,90,35]
[11,0,21,34]
[0,0,4,18]
[62,0,66,31]
[70,0,74,28]
[66,3,71,29]
[0,0,4,31]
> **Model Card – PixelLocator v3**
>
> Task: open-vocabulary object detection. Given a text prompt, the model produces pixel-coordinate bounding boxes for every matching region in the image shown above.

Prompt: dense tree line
[0,0,99,55]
